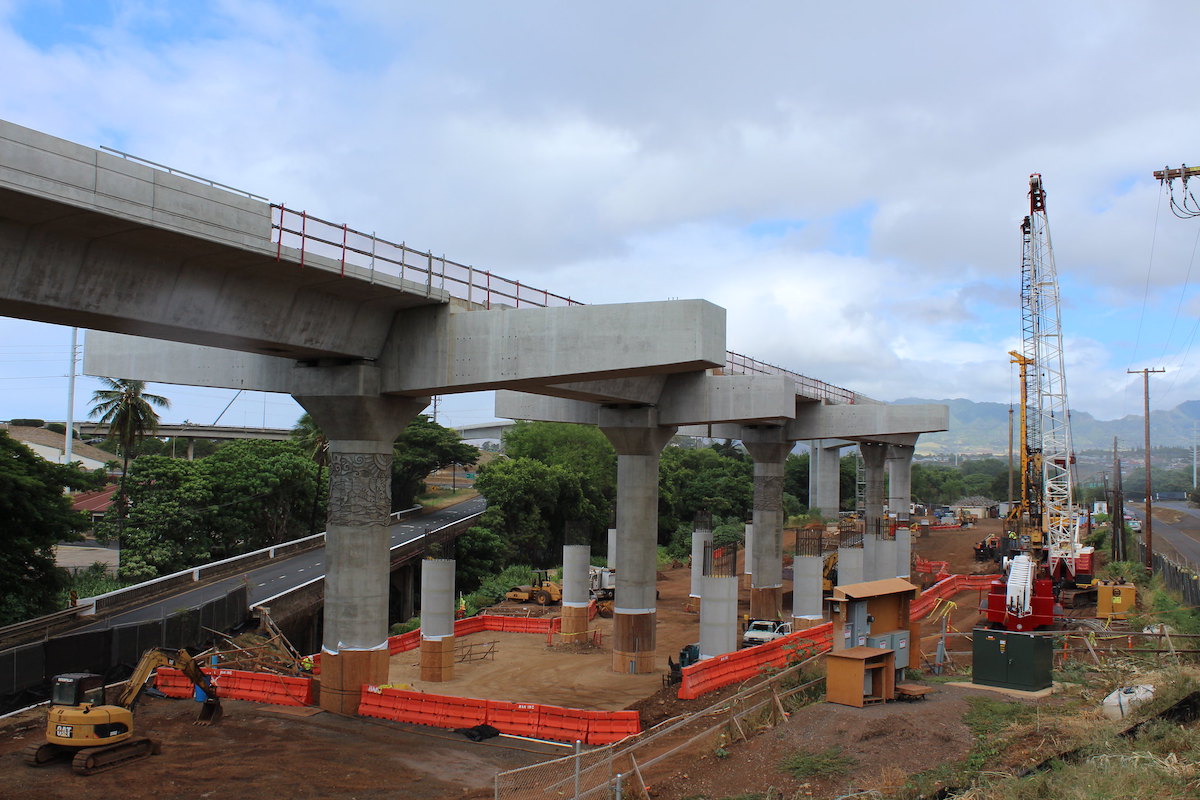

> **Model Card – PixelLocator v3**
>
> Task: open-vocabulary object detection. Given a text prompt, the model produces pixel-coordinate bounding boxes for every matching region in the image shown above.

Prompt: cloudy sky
[2,0,1200,433]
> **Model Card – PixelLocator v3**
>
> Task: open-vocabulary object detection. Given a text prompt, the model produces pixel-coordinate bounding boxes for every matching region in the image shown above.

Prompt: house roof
[72,485,119,513]
[2,424,115,465]
[833,577,920,600]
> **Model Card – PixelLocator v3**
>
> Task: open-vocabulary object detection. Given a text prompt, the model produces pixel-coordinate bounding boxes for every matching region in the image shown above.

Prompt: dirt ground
[1,521,1004,800]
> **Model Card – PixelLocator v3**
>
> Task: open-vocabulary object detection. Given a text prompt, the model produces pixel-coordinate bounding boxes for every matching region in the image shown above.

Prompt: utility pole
[64,327,78,464]
[1128,367,1165,573]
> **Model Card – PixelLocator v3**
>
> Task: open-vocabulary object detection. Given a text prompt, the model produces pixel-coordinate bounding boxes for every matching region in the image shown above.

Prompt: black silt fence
[0,585,250,715]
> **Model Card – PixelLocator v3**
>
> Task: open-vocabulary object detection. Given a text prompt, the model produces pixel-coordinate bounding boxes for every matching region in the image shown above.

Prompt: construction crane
[1004,349,1038,555]
[1019,174,1094,588]
[987,175,1096,630]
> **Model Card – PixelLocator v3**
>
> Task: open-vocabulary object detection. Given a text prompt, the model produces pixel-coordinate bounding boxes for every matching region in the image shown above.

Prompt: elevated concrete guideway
[0,117,947,699]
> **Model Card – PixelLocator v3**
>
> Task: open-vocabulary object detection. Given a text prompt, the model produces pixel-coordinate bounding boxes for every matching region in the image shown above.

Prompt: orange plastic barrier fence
[155,667,314,706]
[676,572,1001,700]
[311,612,563,673]
[357,686,640,744]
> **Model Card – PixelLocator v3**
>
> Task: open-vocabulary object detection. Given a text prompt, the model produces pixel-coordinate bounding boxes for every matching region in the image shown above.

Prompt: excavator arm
[116,649,223,725]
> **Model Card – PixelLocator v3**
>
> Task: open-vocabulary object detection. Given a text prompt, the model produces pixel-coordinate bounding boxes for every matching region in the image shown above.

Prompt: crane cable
[1160,224,1200,402]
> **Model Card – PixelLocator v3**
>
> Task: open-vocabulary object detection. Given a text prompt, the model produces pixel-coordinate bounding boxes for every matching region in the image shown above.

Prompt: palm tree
[89,378,170,514]
[292,413,329,536]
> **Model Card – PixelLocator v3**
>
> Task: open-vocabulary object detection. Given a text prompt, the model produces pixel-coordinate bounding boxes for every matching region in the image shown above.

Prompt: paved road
[1127,501,1200,569]
[77,496,486,631]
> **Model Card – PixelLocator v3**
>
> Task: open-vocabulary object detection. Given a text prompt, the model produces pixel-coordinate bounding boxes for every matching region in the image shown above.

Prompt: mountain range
[894,397,1200,455]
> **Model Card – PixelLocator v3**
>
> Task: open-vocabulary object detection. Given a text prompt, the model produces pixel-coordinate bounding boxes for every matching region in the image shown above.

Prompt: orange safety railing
[676,573,1000,700]
[155,667,314,706]
[358,686,639,744]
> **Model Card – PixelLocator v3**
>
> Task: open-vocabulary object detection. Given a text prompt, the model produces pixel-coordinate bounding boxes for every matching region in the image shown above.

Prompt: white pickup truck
[741,619,792,647]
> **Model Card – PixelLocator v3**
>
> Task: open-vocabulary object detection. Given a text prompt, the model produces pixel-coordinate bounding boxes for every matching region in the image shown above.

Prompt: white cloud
[3,1,1200,431]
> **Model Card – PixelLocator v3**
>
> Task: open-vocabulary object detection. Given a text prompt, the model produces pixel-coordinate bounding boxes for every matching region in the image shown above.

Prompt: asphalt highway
[1127,500,1200,569]
[76,496,486,631]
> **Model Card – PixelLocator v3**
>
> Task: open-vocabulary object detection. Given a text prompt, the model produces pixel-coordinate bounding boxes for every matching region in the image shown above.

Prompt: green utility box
[972,628,1052,691]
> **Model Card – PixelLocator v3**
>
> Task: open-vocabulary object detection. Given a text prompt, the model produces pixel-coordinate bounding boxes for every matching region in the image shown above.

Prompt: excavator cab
[52,673,107,707]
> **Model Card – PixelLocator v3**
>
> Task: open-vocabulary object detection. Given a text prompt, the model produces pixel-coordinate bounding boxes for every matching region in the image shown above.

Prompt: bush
[712,521,745,550]
[779,747,855,779]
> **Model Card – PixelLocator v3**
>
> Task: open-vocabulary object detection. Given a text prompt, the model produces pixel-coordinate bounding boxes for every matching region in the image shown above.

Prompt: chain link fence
[495,652,826,800]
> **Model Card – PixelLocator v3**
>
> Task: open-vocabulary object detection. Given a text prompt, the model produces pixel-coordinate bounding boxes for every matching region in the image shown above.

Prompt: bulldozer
[24,648,222,775]
[505,569,563,606]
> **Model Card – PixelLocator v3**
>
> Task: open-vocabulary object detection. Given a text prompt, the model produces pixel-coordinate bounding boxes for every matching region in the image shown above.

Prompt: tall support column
[809,441,843,517]
[689,515,713,612]
[792,530,825,630]
[294,389,426,713]
[742,428,790,621]
[698,574,739,659]
[419,558,456,682]
[887,443,916,579]
[561,544,591,639]
[599,406,676,674]
[859,441,888,580]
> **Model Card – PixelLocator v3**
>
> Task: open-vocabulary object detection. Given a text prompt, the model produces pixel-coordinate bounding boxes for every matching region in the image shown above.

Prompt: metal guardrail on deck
[272,206,867,404]
[97,145,872,405]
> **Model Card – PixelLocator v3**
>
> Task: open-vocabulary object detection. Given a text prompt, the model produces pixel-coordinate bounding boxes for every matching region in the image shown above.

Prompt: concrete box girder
[380,300,725,396]
[495,371,798,427]
[0,119,445,361]
[84,299,725,399]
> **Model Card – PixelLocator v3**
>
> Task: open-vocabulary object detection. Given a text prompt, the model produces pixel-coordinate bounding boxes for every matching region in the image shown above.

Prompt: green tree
[454,525,508,593]
[502,421,616,500]
[784,452,810,507]
[98,455,211,582]
[201,440,323,554]
[96,441,324,581]
[839,455,858,511]
[472,457,603,565]
[658,446,753,538]
[911,463,967,507]
[0,431,100,624]
[292,413,330,536]
[88,378,170,515]
[391,415,479,510]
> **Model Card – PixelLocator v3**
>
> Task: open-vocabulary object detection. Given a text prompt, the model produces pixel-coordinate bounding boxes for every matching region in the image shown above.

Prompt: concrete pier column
[887,444,916,579]
[607,527,617,569]
[896,526,912,579]
[294,389,425,713]
[809,441,843,517]
[862,529,879,582]
[689,516,713,612]
[859,441,888,580]
[561,544,591,639]
[698,574,739,659]
[419,558,456,681]
[875,531,897,580]
[598,406,676,674]
[743,428,790,621]
[792,530,825,629]
[837,526,865,587]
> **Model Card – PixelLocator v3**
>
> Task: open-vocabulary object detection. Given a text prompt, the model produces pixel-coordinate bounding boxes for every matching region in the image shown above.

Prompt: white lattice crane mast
[1020,174,1093,583]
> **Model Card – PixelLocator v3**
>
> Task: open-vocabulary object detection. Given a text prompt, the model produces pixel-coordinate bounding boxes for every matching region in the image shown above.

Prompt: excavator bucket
[195,698,223,726]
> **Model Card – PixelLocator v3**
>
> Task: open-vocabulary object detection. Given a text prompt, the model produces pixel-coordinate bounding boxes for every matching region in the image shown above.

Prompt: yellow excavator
[24,648,222,775]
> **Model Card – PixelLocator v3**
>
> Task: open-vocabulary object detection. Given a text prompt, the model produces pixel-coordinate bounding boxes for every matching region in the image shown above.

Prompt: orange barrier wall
[155,666,314,706]
[358,685,640,745]
[676,573,999,700]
